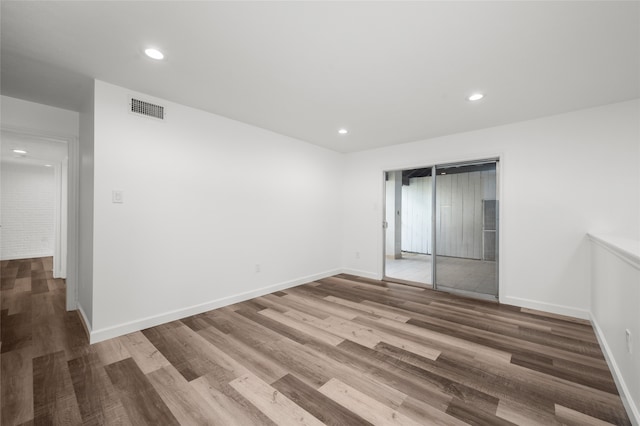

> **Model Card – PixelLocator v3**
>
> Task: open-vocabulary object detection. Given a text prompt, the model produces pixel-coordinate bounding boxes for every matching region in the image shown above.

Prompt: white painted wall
[589,234,640,424]
[1,95,79,137]
[78,82,95,327]
[88,80,343,340]
[0,162,55,260]
[342,99,640,318]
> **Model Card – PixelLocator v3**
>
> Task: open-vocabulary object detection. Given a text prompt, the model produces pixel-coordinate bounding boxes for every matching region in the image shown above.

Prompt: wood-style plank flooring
[1,257,631,425]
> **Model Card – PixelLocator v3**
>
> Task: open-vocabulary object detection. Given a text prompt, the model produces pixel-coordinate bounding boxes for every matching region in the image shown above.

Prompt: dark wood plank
[191,373,278,426]
[510,352,619,394]
[16,261,31,278]
[272,373,373,426]
[338,339,498,414]
[1,276,16,290]
[235,307,317,346]
[30,279,49,295]
[32,350,82,424]
[446,397,517,426]
[104,358,179,425]
[67,351,130,425]
[1,346,33,425]
[1,310,32,353]
[142,323,223,382]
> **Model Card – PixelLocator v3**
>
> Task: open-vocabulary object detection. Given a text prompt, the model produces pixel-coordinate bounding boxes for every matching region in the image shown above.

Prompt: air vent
[130,98,164,120]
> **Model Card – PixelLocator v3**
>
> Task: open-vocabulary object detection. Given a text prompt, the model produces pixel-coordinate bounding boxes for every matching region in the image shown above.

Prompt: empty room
[1,2,639,425]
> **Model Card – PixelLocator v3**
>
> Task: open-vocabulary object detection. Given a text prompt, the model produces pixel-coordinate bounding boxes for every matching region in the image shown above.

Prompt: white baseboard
[340,268,382,281]
[501,296,590,320]
[76,303,92,342]
[88,268,342,344]
[591,314,640,425]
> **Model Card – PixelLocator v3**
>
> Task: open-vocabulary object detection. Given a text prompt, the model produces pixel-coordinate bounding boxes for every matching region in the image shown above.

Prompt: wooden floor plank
[104,358,179,425]
[1,347,33,425]
[319,378,422,426]
[0,256,631,426]
[93,335,131,366]
[230,372,325,426]
[67,350,131,425]
[197,323,288,385]
[399,395,470,426]
[32,350,83,425]
[190,373,278,426]
[146,365,225,424]
[119,331,171,374]
[271,373,373,426]
[1,310,31,353]
[554,404,619,426]
[259,308,345,346]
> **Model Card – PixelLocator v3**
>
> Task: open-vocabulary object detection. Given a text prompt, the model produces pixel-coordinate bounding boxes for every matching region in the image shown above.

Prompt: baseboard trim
[76,303,92,342]
[591,314,640,425]
[500,296,590,320]
[89,268,342,344]
[340,268,382,281]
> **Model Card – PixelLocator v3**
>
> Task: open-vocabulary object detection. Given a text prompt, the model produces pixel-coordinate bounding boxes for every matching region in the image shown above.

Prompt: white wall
[342,99,640,318]
[589,234,640,424]
[1,95,79,137]
[88,80,344,340]
[1,162,55,260]
[78,82,95,327]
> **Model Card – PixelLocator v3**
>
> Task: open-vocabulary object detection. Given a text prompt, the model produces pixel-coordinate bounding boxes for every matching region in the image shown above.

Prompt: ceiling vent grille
[130,98,165,120]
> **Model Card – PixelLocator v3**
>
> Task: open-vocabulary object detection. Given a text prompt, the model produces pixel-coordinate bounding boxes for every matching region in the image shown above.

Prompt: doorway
[1,129,77,309]
[383,159,499,299]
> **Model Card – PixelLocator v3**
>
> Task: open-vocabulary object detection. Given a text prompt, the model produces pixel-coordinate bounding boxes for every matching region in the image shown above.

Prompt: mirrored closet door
[383,159,498,299]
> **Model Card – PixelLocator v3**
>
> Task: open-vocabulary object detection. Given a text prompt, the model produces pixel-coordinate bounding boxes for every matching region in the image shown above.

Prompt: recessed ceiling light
[441,172,447,175]
[44,164,53,167]
[12,149,27,154]
[338,129,348,135]
[467,93,484,101]
[145,48,164,60]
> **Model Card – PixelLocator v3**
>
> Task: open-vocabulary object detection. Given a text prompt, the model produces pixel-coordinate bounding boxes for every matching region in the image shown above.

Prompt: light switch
[112,190,124,204]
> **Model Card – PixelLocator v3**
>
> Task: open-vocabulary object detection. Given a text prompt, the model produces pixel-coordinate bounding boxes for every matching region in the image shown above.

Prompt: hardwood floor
[1,257,631,425]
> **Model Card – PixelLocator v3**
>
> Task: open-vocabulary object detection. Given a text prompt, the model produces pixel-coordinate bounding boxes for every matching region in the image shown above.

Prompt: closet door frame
[382,157,500,301]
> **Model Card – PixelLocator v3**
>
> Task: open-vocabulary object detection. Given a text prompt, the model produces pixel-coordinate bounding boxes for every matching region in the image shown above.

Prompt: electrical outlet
[255,264,261,273]
[625,329,632,354]
[356,251,360,259]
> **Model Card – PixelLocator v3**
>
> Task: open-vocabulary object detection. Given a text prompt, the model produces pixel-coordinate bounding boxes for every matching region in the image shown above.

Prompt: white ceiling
[1,131,68,166]
[1,1,638,153]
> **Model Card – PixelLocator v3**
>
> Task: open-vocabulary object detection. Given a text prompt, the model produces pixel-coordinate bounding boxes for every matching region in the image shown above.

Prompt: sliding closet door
[434,162,498,298]
[384,169,433,286]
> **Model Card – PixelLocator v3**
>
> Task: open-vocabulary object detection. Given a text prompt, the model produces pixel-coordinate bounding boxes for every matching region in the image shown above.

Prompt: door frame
[1,126,80,311]
[382,156,502,301]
